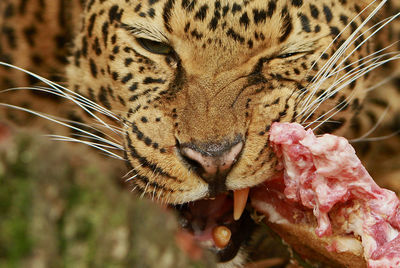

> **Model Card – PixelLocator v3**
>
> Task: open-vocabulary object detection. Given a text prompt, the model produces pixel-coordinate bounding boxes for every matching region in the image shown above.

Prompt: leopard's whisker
[301,50,400,124]
[300,1,389,112]
[304,60,388,129]
[324,53,400,101]
[0,103,123,150]
[301,50,400,121]
[49,134,123,151]
[1,85,127,142]
[312,17,400,102]
[130,185,138,193]
[123,168,138,179]
[58,118,125,144]
[152,186,157,201]
[310,57,397,128]
[318,6,394,81]
[325,44,400,80]
[66,133,124,149]
[302,120,344,125]
[0,62,126,134]
[307,54,400,130]
[0,63,112,115]
[350,106,390,142]
[0,86,103,114]
[304,89,358,130]
[326,12,400,81]
[90,122,125,133]
[156,186,165,203]
[300,0,382,110]
[365,74,398,92]
[125,174,139,182]
[305,0,380,86]
[49,135,125,160]
[350,131,400,143]
[140,182,150,199]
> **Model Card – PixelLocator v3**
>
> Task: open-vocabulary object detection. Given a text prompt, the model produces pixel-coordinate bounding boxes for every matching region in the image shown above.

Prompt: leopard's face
[66,0,374,262]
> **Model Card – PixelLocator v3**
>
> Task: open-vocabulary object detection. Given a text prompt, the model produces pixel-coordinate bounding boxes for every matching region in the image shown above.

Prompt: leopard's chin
[172,192,256,263]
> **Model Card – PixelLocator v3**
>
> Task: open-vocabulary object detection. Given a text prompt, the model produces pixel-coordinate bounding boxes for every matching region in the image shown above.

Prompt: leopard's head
[67,0,377,263]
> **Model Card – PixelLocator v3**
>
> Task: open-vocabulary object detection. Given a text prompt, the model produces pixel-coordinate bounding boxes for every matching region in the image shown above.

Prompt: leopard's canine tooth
[233,188,250,220]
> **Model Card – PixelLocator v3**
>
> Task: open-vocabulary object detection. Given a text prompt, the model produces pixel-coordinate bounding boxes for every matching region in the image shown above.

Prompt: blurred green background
[0,133,216,268]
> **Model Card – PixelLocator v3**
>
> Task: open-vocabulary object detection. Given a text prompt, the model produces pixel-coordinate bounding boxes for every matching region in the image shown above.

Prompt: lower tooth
[212,226,231,248]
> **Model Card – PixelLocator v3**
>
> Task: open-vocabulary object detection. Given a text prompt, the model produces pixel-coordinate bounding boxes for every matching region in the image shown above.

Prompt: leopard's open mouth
[172,190,256,262]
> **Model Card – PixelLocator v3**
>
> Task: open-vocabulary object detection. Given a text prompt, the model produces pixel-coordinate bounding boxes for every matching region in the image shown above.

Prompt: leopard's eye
[276,52,301,59]
[136,38,173,55]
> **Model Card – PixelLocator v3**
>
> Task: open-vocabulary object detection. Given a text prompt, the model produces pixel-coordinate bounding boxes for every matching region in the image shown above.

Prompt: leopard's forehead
[88,0,346,71]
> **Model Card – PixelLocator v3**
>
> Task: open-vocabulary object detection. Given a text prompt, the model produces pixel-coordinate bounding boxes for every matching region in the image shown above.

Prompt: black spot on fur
[88,13,97,37]
[163,0,176,32]
[109,5,123,24]
[253,9,267,24]
[239,12,250,28]
[309,4,319,19]
[101,22,109,46]
[299,13,311,33]
[232,3,242,14]
[279,7,292,42]
[266,0,277,17]
[226,28,245,44]
[330,26,340,37]
[89,58,98,78]
[23,26,37,47]
[340,14,348,25]
[4,3,15,18]
[149,0,160,5]
[195,4,208,21]
[2,26,17,49]
[191,29,203,39]
[291,0,303,7]
[129,82,139,92]
[122,73,133,84]
[182,0,196,12]
[323,5,333,23]
[99,86,111,109]
[148,8,156,18]
[143,77,166,84]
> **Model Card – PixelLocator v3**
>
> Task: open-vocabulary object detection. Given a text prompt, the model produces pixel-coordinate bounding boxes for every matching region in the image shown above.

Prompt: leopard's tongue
[233,188,250,220]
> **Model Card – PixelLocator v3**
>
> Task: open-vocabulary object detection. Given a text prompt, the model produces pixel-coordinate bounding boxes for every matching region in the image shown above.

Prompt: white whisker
[351,131,400,142]
[123,168,138,179]
[125,174,139,182]
[300,0,390,113]
[365,74,399,92]
[301,51,400,121]
[0,103,123,150]
[350,106,390,142]
[48,135,125,160]
[140,182,150,199]
[0,62,127,135]
[302,52,400,128]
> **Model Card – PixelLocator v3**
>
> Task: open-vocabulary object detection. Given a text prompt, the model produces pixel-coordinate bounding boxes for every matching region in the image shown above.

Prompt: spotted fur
[1,0,400,265]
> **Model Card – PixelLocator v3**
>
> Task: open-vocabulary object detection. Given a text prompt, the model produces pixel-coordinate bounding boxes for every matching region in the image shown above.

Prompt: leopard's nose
[179,137,244,196]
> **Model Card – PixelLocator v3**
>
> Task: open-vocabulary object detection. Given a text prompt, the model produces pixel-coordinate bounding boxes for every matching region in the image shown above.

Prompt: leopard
[1,0,400,267]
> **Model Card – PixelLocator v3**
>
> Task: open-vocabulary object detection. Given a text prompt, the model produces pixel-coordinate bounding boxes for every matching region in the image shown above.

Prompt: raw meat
[251,122,400,267]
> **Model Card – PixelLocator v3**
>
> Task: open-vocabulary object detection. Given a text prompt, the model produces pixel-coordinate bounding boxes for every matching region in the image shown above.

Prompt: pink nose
[179,138,244,195]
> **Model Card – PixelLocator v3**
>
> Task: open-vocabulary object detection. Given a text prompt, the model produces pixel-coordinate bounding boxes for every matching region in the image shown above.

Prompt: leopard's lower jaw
[174,193,256,263]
